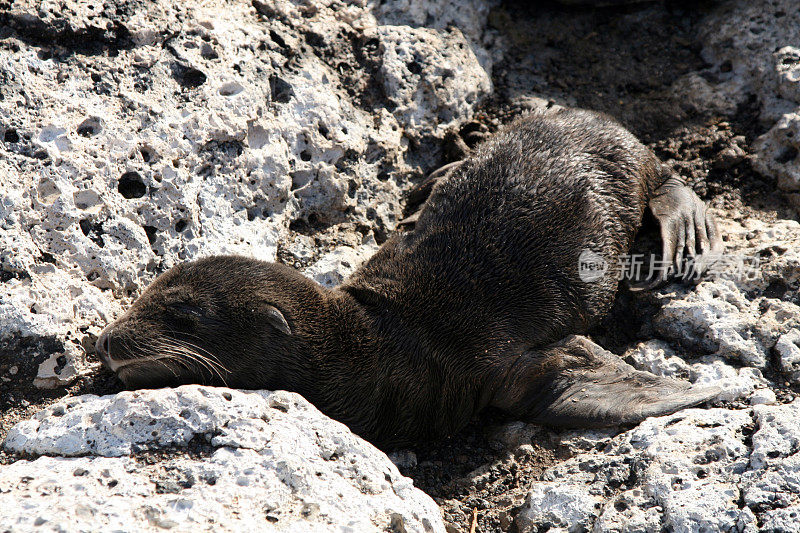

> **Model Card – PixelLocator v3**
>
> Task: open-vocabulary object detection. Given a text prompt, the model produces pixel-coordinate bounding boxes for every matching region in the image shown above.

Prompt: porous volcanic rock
[0,0,492,388]
[1,386,445,532]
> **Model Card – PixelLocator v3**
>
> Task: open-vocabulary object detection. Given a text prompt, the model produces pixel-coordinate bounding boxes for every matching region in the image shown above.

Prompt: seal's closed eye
[167,302,226,327]
[169,303,205,317]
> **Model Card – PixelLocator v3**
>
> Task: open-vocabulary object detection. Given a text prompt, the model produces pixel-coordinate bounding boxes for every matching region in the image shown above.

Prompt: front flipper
[493,335,721,428]
[631,175,723,291]
[399,161,464,229]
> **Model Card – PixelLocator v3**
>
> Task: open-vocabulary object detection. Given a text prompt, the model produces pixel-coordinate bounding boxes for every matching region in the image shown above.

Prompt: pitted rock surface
[0,0,493,387]
[1,386,444,532]
[3,1,800,532]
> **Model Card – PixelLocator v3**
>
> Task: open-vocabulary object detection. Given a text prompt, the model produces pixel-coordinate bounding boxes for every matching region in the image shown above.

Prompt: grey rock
[0,0,491,387]
[515,399,800,533]
[651,216,800,373]
[697,0,800,210]
[750,388,778,406]
[303,239,380,289]
[1,386,445,532]
[377,26,492,140]
[514,198,800,532]
[776,329,800,384]
[516,482,604,532]
[754,111,800,210]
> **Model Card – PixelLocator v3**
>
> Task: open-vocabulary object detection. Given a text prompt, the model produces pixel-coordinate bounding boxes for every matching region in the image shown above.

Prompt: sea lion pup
[96,108,723,448]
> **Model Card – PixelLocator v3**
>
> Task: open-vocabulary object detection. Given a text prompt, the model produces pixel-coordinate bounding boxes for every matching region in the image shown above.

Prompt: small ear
[265,305,292,335]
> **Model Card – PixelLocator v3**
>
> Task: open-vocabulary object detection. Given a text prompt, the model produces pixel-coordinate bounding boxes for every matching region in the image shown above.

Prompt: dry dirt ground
[2,2,798,532]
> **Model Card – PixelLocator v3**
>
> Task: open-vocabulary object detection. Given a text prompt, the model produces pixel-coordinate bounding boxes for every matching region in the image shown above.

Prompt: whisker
[114,330,232,387]
[155,337,231,387]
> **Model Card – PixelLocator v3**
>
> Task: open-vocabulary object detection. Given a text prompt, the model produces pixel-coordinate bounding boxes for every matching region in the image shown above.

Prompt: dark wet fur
[98,109,720,449]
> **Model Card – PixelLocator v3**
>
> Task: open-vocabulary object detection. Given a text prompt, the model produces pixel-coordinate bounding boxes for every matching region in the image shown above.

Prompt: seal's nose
[95,330,111,361]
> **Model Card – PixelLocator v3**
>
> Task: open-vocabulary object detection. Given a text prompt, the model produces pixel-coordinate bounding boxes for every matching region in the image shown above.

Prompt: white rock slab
[1,385,444,533]
[515,401,800,533]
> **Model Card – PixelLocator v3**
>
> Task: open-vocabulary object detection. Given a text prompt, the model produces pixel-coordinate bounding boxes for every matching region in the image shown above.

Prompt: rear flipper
[492,335,721,428]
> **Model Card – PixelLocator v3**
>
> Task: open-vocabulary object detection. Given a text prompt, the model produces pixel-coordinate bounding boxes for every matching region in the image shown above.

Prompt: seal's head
[95,256,323,389]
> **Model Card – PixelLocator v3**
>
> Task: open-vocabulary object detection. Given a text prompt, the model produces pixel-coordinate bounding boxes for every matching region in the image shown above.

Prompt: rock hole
[200,43,218,59]
[79,219,105,247]
[73,189,102,211]
[142,225,157,245]
[269,29,286,48]
[139,146,158,163]
[219,81,244,96]
[290,170,312,190]
[0,269,28,282]
[270,76,294,103]
[4,128,20,143]
[299,149,312,161]
[764,279,788,299]
[775,146,798,164]
[175,219,188,232]
[614,500,628,512]
[118,172,146,199]
[222,392,232,401]
[77,117,103,137]
[37,179,61,205]
[171,62,207,88]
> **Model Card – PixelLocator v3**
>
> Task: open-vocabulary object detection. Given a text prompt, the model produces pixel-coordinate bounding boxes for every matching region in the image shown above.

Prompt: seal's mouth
[96,329,172,374]
[95,328,231,387]
[99,351,168,373]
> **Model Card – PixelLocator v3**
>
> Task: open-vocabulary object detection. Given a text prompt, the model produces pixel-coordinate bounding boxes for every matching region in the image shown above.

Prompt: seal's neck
[242,278,377,409]
[275,279,485,448]
[275,285,392,440]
